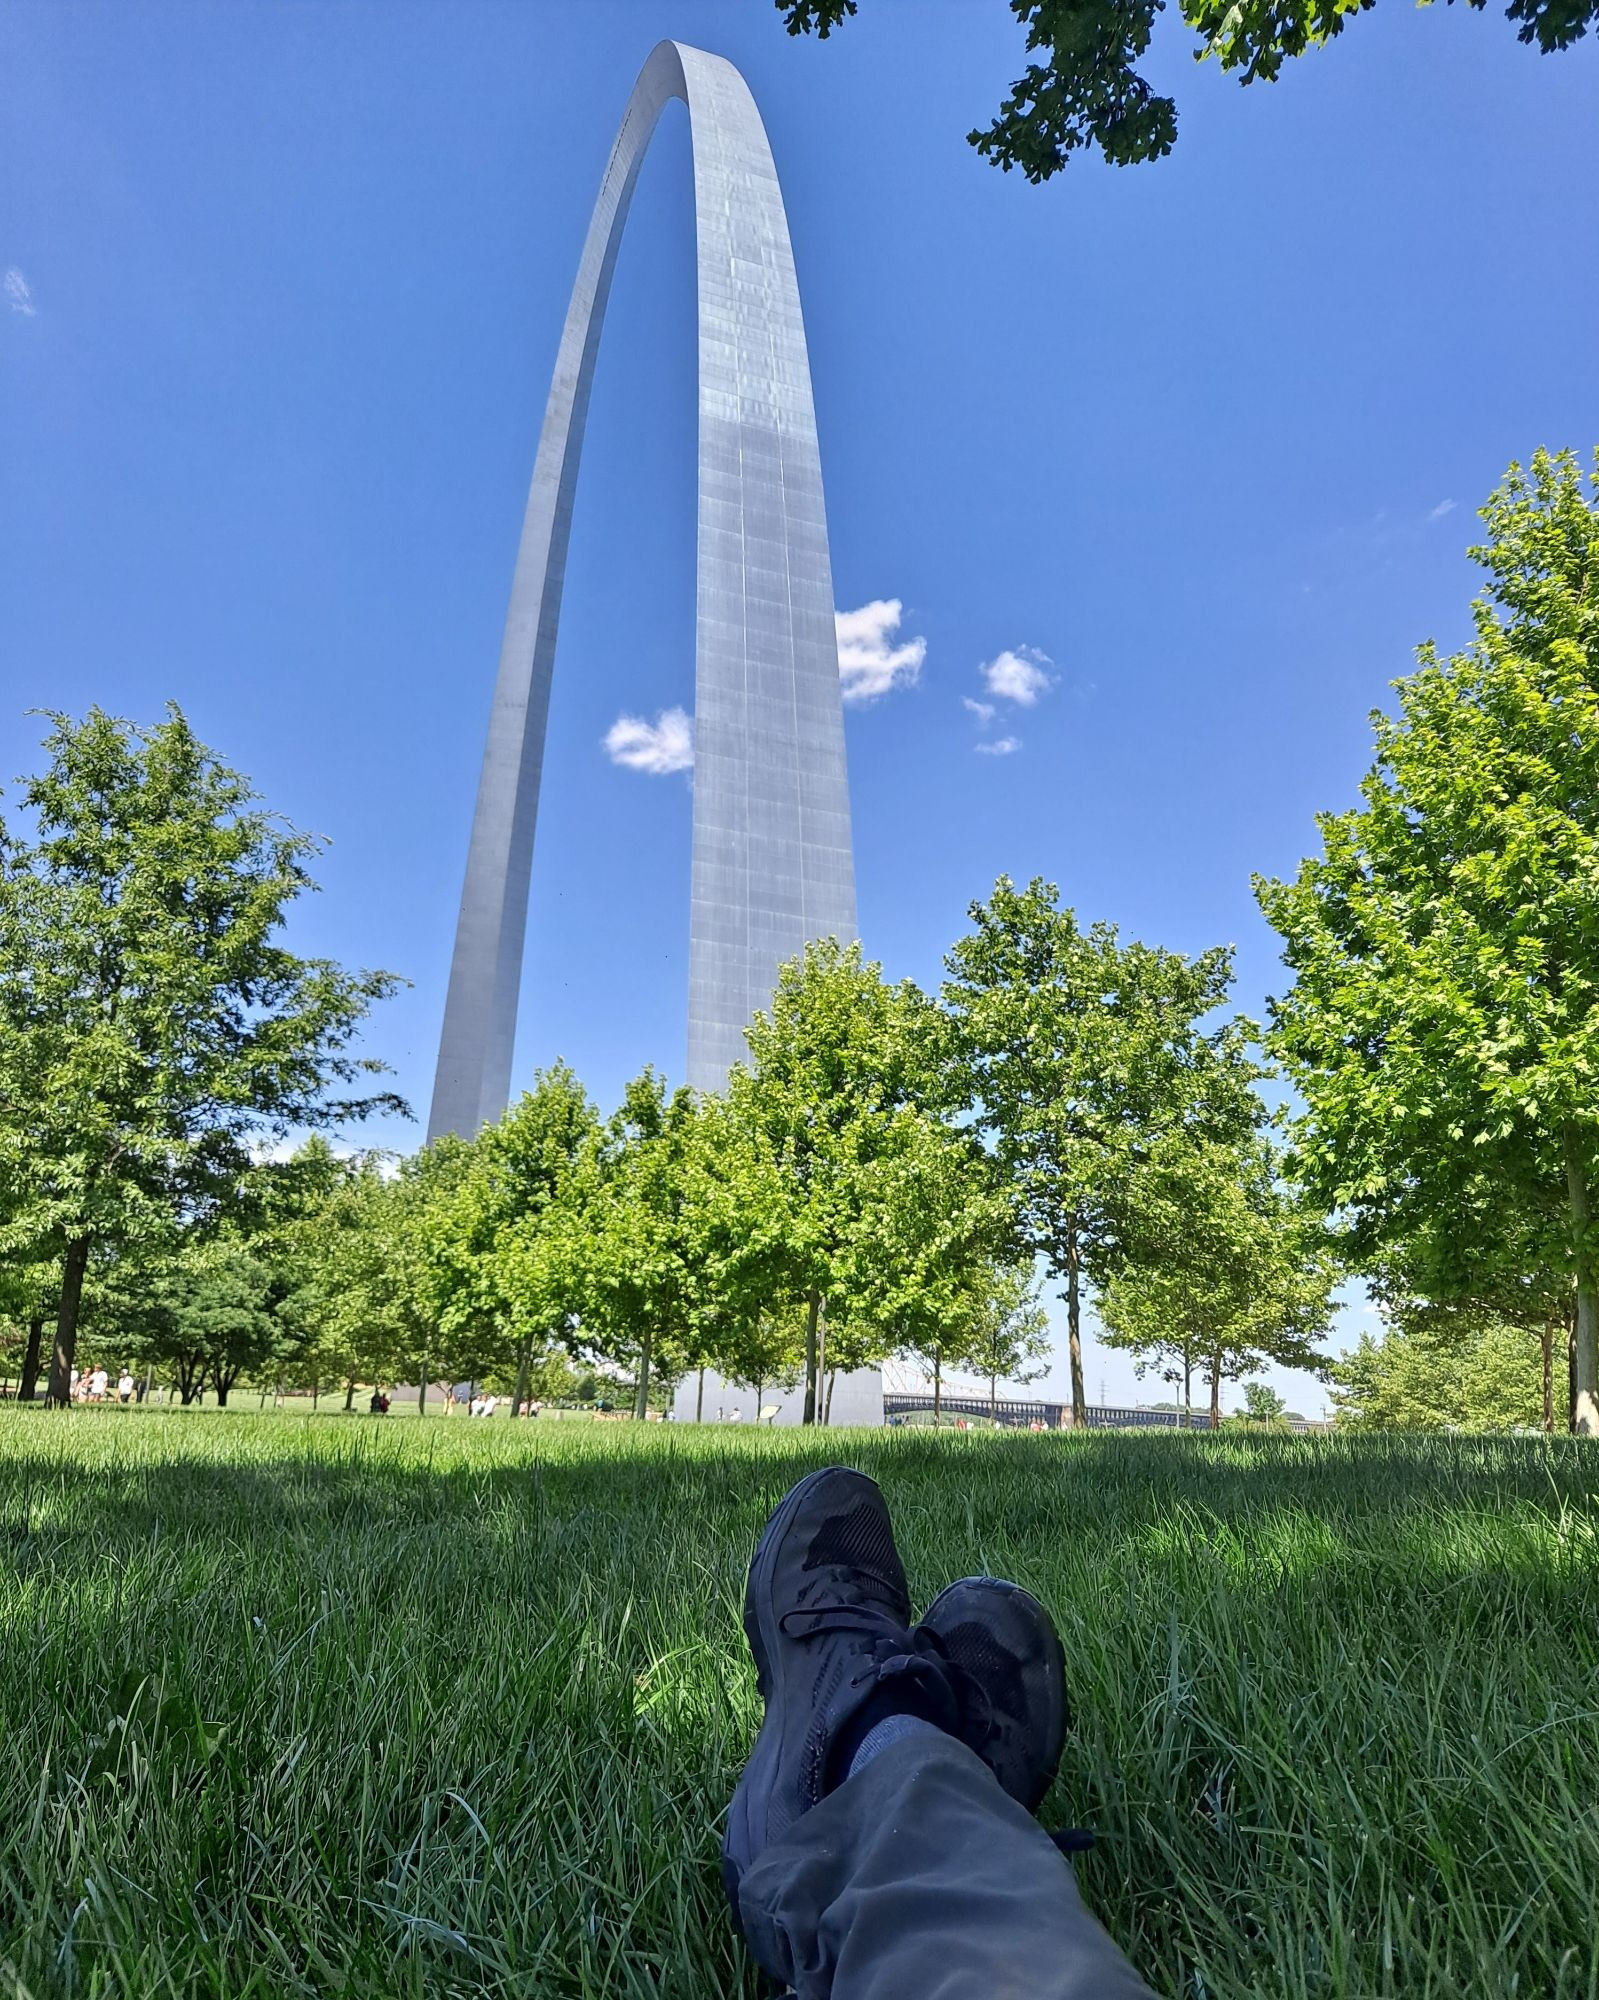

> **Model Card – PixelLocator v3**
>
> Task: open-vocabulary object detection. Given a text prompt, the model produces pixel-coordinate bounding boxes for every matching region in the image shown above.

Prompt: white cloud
[981,645,1055,707]
[962,697,996,724]
[835,598,926,704]
[603,706,694,775]
[4,268,36,317]
[975,735,1020,756]
[1427,498,1456,522]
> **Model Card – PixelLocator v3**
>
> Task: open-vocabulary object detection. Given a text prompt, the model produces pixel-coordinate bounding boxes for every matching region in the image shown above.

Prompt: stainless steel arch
[429,40,857,1138]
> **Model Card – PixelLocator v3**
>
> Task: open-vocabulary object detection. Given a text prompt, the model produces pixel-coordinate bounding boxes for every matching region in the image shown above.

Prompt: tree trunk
[815,1299,827,1420]
[696,1367,705,1423]
[344,1378,356,1412]
[633,1326,652,1421]
[802,1292,820,1425]
[312,1375,320,1410]
[512,1339,532,1418]
[825,1369,836,1425]
[1209,1353,1222,1429]
[1562,1129,1599,1435]
[990,1369,998,1421]
[1064,1223,1086,1427]
[215,1379,231,1409]
[418,1366,429,1417]
[933,1351,942,1421]
[1183,1350,1193,1429]
[1541,1319,1555,1435]
[19,1317,44,1402]
[46,1235,91,1407]
[1570,1305,1579,1433]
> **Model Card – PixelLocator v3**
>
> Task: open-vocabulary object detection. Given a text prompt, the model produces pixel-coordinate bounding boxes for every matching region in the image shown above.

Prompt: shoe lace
[777,1573,908,1646]
[779,1584,962,1699]
[911,1622,998,1746]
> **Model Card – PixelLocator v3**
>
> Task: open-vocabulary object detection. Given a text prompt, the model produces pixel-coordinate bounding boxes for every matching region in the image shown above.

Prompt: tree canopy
[1258,450,1599,1434]
[0,708,403,1403]
[778,0,1593,176]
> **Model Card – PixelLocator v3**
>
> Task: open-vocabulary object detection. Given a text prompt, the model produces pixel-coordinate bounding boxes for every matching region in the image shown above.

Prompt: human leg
[721,1466,1155,2000]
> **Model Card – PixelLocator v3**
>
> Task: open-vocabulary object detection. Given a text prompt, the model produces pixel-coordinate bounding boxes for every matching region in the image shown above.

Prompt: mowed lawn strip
[0,1414,1595,1999]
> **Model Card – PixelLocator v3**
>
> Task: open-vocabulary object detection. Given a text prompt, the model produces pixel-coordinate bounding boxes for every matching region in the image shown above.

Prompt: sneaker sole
[923,1576,1068,1812]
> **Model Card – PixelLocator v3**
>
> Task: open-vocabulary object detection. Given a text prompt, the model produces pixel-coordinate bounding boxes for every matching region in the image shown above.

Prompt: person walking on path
[722,1464,1155,1999]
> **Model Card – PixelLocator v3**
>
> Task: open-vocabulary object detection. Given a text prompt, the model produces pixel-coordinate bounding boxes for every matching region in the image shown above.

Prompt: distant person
[90,1365,109,1402]
[443,1386,457,1415]
[117,1369,134,1405]
[721,1466,1154,1997]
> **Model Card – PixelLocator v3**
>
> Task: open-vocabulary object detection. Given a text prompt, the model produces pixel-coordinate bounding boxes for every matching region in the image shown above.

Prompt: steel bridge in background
[884,1394,1327,1433]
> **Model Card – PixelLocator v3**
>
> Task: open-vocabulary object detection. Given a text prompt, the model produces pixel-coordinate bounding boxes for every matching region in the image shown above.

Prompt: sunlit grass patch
[0,1411,1594,1998]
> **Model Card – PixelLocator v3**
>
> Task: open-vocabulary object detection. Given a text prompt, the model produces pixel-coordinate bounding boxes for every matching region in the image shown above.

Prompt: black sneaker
[722,1466,959,1910]
[917,1576,1069,1814]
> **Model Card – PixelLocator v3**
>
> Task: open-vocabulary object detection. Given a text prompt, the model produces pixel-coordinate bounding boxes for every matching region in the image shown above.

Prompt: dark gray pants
[736,1732,1157,1999]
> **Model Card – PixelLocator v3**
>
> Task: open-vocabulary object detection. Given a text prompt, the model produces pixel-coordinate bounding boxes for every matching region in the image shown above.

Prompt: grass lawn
[0,1413,1595,1998]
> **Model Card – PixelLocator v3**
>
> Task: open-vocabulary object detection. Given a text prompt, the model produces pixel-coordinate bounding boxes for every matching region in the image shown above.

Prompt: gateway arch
[429,40,857,1139]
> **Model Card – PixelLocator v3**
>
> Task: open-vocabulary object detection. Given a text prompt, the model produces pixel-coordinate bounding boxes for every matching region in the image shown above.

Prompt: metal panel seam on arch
[428,38,857,1138]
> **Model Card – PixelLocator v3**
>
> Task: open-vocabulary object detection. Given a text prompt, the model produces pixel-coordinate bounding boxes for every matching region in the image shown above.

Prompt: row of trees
[0,703,1334,1418]
[5,450,1597,1434]
[5,915,1338,1425]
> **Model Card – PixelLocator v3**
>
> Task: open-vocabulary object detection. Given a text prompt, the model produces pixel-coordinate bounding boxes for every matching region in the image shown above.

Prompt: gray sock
[846,1711,943,1781]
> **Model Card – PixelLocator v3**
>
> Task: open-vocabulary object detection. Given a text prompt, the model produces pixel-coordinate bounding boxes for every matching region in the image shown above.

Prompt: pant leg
[736,1731,1157,2000]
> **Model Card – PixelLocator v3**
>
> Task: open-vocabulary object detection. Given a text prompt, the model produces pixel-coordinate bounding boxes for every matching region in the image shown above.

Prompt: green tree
[943,876,1257,1424]
[94,1232,282,1407]
[1258,450,1599,1435]
[564,1070,709,1420]
[283,1151,418,1406]
[966,1262,1054,1420]
[0,708,402,1407]
[1241,1381,1289,1425]
[1364,1197,1569,1431]
[0,1257,56,1401]
[779,0,1591,176]
[1097,1133,1337,1423]
[846,1118,1021,1420]
[1331,1315,1544,1430]
[434,1068,600,1407]
[727,940,973,1423]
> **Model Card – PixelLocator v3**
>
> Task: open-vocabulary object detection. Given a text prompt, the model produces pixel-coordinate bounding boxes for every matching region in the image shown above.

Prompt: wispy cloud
[980,644,1054,707]
[603,707,694,775]
[975,735,1020,757]
[1427,498,1456,522]
[835,598,926,704]
[4,268,36,317]
[962,697,995,724]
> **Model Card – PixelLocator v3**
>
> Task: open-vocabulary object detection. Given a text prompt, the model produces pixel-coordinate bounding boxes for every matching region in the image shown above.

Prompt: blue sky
[5,2,1596,1411]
